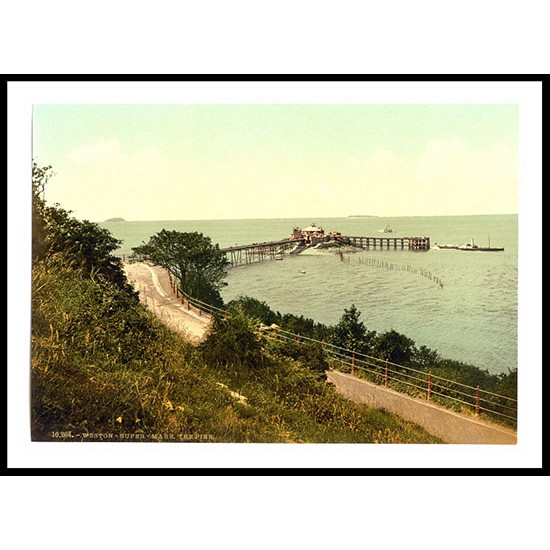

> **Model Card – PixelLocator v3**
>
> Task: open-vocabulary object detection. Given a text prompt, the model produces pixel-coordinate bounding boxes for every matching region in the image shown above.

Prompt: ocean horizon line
[99,212,518,224]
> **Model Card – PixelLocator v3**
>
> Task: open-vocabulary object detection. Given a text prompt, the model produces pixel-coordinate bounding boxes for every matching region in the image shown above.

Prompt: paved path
[123,262,211,343]
[327,370,517,444]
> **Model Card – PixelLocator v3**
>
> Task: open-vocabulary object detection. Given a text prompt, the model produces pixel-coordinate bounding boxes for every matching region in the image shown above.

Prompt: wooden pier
[221,238,304,267]
[221,234,430,267]
[341,235,430,251]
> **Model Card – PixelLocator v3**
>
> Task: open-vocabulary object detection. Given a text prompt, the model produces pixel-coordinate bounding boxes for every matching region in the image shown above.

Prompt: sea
[100,215,518,375]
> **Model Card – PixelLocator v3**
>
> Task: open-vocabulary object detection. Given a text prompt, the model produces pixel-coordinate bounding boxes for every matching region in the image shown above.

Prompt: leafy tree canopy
[332,304,376,355]
[131,229,229,306]
[374,329,416,365]
[32,162,133,295]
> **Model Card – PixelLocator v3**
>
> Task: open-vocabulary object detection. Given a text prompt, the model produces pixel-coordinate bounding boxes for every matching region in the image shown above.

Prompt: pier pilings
[342,235,430,251]
[221,235,430,267]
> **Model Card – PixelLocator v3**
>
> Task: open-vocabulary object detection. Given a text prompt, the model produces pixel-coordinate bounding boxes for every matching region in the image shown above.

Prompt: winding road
[123,262,211,343]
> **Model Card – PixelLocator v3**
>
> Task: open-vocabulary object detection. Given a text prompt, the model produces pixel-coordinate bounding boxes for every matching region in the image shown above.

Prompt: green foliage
[31,256,191,439]
[227,295,278,325]
[374,329,416,365]
[203,350,440,443]
[29,163,512,440]
[224,299,517,422]
[29,164,443,443]
[32,163,134,297]
[332,304,375,354]
[226,296,332,342]
[131,229,229,307]
[200,306,267,369]
[32,259,439,443]
[411,345,441,370]
[496,368,517,398]
[32,162,52,262]
[45,204,130,289]
[430,358,495,388]
[272,340,329,374]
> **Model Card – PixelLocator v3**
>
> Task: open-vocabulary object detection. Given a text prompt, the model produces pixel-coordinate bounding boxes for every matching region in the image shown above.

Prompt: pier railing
[341,235,430,251]
[158,266,517,429]
[220,239,303,267]
[218,234,431,267]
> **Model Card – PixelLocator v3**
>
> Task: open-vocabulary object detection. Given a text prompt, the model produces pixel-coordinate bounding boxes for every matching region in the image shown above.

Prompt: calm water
[101,215,518,374]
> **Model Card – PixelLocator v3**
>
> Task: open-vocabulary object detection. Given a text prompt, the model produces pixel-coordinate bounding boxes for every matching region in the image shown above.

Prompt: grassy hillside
[31,163,442,443]
[31,255,441,443]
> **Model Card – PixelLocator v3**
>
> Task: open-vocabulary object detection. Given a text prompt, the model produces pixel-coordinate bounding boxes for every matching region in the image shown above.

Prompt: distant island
[347,215,378,218]
[104,217,126,222]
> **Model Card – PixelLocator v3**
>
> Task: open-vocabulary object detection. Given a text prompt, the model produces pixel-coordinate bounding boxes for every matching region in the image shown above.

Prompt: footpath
[123,262,211,344]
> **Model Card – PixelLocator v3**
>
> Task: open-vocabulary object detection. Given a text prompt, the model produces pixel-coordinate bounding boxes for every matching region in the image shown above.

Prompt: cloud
[337,139,517,216]
[47,139,176,221]
[47,135,518,221]
[415,138,518,214]
[67,139,120,163]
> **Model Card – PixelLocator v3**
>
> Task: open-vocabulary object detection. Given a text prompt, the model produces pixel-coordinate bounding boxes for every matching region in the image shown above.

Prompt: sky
[32,103,518,222]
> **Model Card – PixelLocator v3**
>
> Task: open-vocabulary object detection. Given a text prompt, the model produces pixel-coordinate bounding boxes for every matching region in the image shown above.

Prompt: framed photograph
[8,77,542,471]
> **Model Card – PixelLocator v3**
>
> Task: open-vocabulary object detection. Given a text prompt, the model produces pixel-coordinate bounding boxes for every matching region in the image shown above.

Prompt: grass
[31,255,442,444]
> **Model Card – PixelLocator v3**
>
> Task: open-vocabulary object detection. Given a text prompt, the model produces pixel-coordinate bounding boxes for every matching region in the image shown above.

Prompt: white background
[3,2,547,549]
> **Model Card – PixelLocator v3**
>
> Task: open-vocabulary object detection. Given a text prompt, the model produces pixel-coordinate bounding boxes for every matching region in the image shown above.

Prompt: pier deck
[221,238,304,266]
[341,235,430,251]
[221,234,430,267]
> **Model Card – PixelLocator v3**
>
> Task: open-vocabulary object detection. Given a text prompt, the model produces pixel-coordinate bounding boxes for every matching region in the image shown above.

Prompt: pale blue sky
[33,103,518,221]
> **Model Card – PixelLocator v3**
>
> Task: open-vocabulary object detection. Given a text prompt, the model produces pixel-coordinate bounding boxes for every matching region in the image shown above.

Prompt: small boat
[299,268,306,274]
[383,225,393,233]
[457,238,504,252]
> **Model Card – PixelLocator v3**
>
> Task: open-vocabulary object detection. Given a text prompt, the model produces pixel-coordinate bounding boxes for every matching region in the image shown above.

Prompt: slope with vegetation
[31,163,441,443]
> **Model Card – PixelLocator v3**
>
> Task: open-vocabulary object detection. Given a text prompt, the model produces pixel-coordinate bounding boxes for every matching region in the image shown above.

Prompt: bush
[227,296,278,325]
[200,306,267,369]
[272,341,329,374]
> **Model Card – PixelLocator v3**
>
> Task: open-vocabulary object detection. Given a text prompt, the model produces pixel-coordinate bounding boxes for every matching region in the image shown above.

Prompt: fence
[166,271,226,320]
[161,265,517,428]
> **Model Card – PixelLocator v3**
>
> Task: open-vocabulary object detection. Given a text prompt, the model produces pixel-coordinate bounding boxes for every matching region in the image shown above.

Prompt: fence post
[475,386,480,416]
[427,370,432,401]
[351,351,355,375]
[385,358,389,386]
[296,334,300,347]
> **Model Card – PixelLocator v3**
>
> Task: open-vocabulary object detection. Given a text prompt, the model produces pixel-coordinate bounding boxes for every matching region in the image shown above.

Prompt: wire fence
[260,327,517,427]
[166,271,226,319]
[155,264,517,428]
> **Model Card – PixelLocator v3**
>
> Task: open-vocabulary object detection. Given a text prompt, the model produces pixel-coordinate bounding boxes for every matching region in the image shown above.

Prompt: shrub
[200,306,267,369]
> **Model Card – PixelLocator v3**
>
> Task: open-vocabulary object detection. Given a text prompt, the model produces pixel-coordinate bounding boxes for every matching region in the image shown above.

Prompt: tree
[374,329,415,366]
[32,163,132,294]
[42,203,131,291]
[411,345,441,370]
[32,161,53,200]
[496,368,517,399]
[32,162,53,262]
[131,229,229,306]
[332,304,375,355]
[227,296,278,325]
